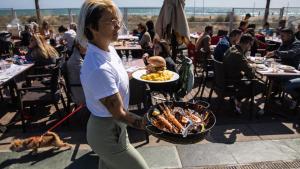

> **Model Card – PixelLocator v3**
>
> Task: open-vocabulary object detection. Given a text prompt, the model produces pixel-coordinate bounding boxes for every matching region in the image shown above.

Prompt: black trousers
[235,80,266,101]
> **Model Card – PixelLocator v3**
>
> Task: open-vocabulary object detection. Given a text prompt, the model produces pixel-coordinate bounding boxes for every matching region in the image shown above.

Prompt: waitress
[77,0,149,169]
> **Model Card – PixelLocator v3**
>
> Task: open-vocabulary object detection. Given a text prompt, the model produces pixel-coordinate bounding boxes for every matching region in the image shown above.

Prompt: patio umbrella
[155,0,190,45]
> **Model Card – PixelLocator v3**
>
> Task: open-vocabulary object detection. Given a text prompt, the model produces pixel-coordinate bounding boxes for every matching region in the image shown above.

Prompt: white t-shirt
[62,29,76,51]
[80,43,129,117]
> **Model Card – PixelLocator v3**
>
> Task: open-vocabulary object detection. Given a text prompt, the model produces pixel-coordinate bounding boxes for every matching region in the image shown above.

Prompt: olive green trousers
[87,114,149,169]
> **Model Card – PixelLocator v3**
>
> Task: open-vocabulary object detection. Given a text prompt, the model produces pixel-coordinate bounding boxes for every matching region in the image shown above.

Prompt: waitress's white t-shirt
[80,43,129,117]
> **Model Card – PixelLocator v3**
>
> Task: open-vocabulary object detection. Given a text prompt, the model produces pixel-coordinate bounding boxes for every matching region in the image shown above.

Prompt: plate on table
[132,69,179,83]
[278,65,295,71]
[255,64,268,71]
[5,58,14,63]
[249,57,265,64]
[112,42,122,46]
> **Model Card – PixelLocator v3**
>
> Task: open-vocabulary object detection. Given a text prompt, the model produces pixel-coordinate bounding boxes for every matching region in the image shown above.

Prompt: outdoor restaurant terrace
[0,0,300,168]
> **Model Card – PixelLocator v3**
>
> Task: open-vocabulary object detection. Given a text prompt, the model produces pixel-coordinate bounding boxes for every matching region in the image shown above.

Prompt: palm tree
[35,0,41,24]
[263,0,271,24]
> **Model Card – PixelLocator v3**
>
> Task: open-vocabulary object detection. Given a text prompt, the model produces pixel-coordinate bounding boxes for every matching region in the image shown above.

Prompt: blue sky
[1,0,299,9]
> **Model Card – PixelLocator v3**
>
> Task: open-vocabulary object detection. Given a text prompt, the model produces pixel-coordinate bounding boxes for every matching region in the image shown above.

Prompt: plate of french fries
[132,69,179,83]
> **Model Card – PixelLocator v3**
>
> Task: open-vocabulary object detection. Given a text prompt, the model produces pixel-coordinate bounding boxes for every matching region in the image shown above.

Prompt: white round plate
[132,69,179,83]
[279,65,295,71]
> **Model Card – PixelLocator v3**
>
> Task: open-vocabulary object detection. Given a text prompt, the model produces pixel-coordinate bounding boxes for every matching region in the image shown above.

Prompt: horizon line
[0,6,293,10]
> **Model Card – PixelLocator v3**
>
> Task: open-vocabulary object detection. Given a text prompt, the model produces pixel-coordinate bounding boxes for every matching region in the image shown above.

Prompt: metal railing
[1,7,300,32]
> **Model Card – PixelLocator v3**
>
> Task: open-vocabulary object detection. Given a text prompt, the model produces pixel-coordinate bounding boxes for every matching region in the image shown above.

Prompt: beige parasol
[155,0,190,45]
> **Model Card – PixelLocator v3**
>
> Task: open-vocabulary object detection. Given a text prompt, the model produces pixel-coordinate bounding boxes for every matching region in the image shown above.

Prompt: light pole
[252,0,255,17]
[286,0,290,19]
[193,0,196,17]
[202,0,204,16]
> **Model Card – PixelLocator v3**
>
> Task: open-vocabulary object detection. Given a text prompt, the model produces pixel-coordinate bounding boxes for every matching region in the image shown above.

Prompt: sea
[0,7,300,17]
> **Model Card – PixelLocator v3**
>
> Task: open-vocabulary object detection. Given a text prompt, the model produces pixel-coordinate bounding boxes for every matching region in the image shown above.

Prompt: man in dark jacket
[214,29,242,61]
[223,34,254,82]
[223,34,264,114]
[266,28,300,69]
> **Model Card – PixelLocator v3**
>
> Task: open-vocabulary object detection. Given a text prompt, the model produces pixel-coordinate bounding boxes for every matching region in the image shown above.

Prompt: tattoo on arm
[100,94,145,130]
[100,94,119,110]
[125,110,144,130]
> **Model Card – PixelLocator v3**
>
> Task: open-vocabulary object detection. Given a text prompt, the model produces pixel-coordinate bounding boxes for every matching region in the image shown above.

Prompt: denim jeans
[283,78,300,98]
[283,78,300,92]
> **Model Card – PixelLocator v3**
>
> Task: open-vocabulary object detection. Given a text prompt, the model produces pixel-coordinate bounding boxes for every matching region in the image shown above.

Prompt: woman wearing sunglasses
[78,0,149,169]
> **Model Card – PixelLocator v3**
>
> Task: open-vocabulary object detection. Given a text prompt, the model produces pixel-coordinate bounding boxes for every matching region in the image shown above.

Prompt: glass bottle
[121,50,127,66]
[127,50,133,66]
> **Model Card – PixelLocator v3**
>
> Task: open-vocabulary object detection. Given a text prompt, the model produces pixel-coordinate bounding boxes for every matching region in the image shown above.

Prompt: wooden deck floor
[0,69,299,135]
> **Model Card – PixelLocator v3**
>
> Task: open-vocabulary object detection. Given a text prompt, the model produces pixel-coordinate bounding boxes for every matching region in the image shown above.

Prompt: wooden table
[118,35,139,41]
[0,63,34,107]
[251,60,300,114]
[256,68,300,77]
[114,44,142,51]
[190,33,200,39]
[265,37,282,44]
[0,63,34,86]
[190,33,200,43]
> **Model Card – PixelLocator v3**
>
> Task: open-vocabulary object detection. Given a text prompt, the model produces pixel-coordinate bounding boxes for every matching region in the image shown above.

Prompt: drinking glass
[0,60,6,73]
[271,62,278,72]
[245,51,251,58]
[255,53,261,58]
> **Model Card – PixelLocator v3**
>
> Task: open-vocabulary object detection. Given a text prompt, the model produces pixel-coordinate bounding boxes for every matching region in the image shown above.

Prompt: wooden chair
[16,65,66,132]
[60,62,83,113]
[196,48,213,98]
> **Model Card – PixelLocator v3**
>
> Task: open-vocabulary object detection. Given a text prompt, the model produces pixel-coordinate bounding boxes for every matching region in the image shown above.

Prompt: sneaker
[257,109,265,116]
[289,100,297,110]
[275,99,282,106]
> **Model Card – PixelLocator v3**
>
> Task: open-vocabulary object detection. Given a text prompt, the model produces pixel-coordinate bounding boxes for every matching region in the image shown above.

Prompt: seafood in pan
[150,103,210,136]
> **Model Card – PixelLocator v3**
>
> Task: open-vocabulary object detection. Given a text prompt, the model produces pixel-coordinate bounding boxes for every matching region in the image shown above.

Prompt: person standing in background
[295,23,300,40]
[238,21,248,33]
[20,24,32,47]
[244,13,251,22]
[146,20,155,42]
[137,23,152,49]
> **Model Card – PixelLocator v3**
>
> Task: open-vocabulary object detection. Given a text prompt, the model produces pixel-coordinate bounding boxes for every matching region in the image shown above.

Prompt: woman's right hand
[141,115,149,130]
